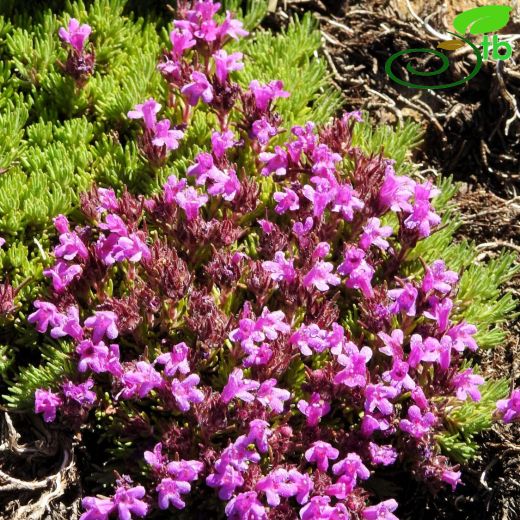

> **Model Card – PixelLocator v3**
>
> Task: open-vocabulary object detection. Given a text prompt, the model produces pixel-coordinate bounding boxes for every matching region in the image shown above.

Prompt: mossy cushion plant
[0,1,519,519]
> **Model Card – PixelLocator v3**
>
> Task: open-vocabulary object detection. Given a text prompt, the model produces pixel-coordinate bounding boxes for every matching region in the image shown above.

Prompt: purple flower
[302,183,334,218]
[44,260,83,293]
[256,378,290,413]
[111,233,151,264]
[359,217,393,250]
[297,393,331,427]
[368,443,398,466]
[211,130,236,158]
[181,71,214,105]
[404,182,441,237]
[378,329,404,358]
[80,496,115,520]
[452,368,484,401]
[249,80,290,111]
[262,251,296,283]
[496,388,520,423]
[441,469,462,491]
[422,260,458,294]
[224,491,267,520]
[287,122,317,162]
[120,361,163,399]
[299,496,334,520]
[334,345,372,388]
[28,300,62,333]
[34,388,62,422]
[174,186,208,221]
[155,342,190,376]
[328,453,370,498]
[62,379,96,406]
[206,168,241,201]
[0,237,5,248]
[167,459,204,482]
[221,368,260,404]
[59,18,91,52]
[337,247,374,298]
[303,261,340,292]
[97,188,119,212]
[219,11,249,40]
[423,296,452,332]
[169,29,195,59]
[84,310,118,343]
[332,184,364,221]
[127,98,161,130]
[399,405,436,439]
[388,283,418,317]
[144,442,167,471]
[293,217,314,239]
[382,359,415,391]
[363,499,399,520]
[152,119,184,150]
[290,324,328,356]
[242,342,273,367]
[213,49,244,83]
[360,413,391,437]
[76,340,109,373]
[445,321,478,353]
[206,463,244,500]
[187,152,221,185]
[256,468,297,506]
[55,230,89,261]
[305,441,339,471]
[251,117,277,146]
[288,469,313,505]
[156,478,191,510]
[170,374,204,411]
[273,188,299,214]
[364,384,398,416]
[378,167,414,212]
[259,146,288,177]
[245,420,272,453]
[113,484,148,520]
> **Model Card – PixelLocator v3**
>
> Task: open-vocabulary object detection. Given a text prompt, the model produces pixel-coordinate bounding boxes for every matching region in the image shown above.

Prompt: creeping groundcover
[0,1,518,519]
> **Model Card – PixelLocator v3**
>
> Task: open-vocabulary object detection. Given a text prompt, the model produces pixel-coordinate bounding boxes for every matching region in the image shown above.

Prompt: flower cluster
[30,2,518,520]
[58,18,94,84]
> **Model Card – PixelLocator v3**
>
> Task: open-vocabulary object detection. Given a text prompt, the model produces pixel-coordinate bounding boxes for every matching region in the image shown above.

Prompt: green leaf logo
[453,5,512,35]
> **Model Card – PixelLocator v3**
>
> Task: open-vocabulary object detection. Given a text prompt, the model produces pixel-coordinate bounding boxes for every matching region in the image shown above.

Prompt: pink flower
[120,361,163,399]
[305,441,339,471]
[84,310,118,343]
[288,469,313,505]
[251,117,277,145]
[422,260,458,294]
[256,378,290,413]
[76,340,109,373]
[388,283,418,316]
[97,188,118,212]
[496,388,520,423]
[167,459,204,481]
[62,379,96,406]
[127,98,161,130]
[224,491,266,520]
[55,230,89,261]
[298,392,331,426]
[152,120,184,150]
[155,342,190,376]
[441,469,462,491]
[262,251,296,283]
[273,188,299,214]
[259,146,288,176]
[452,368,484,401]
[169,29,196,59]
[378,329,404,358]
[144,442,167,471]
[290,324,328,356]
[156,478,191,510]
[293,217,314,238]
[359,217,393,250]
[211,130,236,158]
[302,183,334,218]
[423,296,452,332]
[113,484,148,520]
[404,182,441,237]
[332,184,364,221]
[213,49,244,83]
[43,260,82,293]
[363,499,399,520]
[170,374,204,411]
[28,300,63,334]
[221,368,260,404]
[34,388,62,422]
[59,18,91,52]
[378,166,414,212]
[187,152,221,185]
[299,496,335,520]
[382,359,415,391]
[249,80,290,111]
[334,345,372,388]
[368,443,398,466]
[80,496,115,520]
[174,187,208,221]
[445,321,478,353]
[256,468,297,506]
[245,420,273,453]
[399,405,436,439]
[0,237,5,248]
[364,384,398,416]
[329,453,370,497]
[219,11,249,40]
[303,261,340,292]
[337,247,374,298]
[206,168,241,201]
[181,71,214,105]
